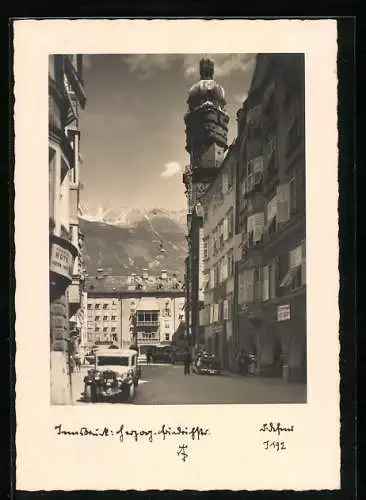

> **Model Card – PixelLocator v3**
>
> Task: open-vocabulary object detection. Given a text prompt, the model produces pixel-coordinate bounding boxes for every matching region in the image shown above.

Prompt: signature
[259,422,294,436]
[54,424,210,443]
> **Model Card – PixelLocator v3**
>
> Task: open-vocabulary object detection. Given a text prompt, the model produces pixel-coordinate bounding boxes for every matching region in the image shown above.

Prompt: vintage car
[83,348,141,403]
[151,346,172,364]
[193,355,222,375]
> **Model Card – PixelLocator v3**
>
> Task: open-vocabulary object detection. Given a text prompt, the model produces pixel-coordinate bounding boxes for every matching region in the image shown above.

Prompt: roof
[95,348,137,357]
[86,275,185,294]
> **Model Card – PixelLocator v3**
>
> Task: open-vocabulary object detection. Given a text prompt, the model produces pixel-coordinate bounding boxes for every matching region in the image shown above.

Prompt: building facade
[49,55,86,404]
[183,58,229,352]
[234,54,306,382]
[199,144,237,369]
[85,270,185,354]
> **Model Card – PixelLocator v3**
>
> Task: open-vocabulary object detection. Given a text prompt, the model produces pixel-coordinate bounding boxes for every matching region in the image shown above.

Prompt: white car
[83,348,142,403]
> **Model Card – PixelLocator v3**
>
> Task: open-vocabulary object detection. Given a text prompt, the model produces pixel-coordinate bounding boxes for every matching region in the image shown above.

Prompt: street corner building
[49,55,87,404]
[84,269,186,355]
[183,54,307,385]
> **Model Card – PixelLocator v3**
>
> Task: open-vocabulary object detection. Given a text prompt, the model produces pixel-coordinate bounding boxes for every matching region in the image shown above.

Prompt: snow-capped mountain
[79,205,187,277]
[79,204,187,230]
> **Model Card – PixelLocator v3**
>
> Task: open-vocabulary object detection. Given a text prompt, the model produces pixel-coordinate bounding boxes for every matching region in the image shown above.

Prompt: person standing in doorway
[183,348,192,376]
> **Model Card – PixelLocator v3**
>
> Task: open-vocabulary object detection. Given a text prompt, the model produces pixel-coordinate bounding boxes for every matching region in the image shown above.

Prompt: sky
[79,54,256,212]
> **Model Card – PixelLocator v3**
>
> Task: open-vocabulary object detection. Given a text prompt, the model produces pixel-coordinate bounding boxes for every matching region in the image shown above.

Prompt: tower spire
[199,58,214,80]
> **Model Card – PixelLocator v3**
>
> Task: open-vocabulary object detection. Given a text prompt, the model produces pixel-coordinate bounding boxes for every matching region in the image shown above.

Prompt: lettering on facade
[50,244,73,279]
[277,304,291,322]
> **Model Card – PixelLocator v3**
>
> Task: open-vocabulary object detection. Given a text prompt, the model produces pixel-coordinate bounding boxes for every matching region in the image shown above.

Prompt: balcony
[136,321,159,327]
[136,337,160,344]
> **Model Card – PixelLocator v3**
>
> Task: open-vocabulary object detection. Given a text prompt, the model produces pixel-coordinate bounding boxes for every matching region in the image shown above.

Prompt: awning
[136,298,160,311]
[280,265,300,287]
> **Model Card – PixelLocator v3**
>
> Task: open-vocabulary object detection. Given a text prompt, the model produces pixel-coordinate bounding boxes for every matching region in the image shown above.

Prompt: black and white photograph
[15,19,339,491]
[49,52,307,405]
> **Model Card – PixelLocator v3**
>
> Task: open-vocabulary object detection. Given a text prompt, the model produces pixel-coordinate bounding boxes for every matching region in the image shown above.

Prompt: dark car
[193,355,222,375]
[151,347,172,364]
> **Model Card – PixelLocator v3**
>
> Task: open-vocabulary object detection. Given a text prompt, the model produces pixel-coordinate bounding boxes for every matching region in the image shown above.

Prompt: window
[165,333,170,341]
[95,304,100,309]
[95,327,100,332]
[95,316,100,321]
[266,195,277,237]
[111,327,116,332]
[87,304,91,310]
[238,268,255,304]
[111,315,116,321]
[103,327,108,332]
[203,238,209,259]
[227,250,234,276]
[137,311,159,323]
[254,268,262,301]
[103,316,108,321]
[103,304,108,309]
[165,321,170,329]
[228,209,234,238]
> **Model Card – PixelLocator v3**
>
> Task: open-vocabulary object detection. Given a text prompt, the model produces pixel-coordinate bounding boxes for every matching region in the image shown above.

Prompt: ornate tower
[183,58,229,350]
[184,58,229,200]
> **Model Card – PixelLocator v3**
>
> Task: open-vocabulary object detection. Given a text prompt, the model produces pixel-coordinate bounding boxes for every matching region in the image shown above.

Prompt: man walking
[183,348,192,376]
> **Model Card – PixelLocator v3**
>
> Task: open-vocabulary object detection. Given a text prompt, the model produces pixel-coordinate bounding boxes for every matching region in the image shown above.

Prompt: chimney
[161,270,167,280]
[142,268,148,279]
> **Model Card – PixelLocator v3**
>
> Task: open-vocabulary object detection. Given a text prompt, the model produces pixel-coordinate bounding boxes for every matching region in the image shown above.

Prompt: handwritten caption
[54,424,210,461]
[259,422,295,452]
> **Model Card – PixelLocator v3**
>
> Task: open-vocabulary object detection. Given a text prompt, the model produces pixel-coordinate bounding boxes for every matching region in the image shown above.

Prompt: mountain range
[79,206,188,278]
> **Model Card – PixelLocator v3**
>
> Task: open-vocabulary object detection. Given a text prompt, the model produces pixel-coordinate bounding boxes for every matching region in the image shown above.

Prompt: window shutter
[289,244,303,269]
[253,212,265,242]
[262,265,269,301]
[266,196,277,225]
[247,214,256,235]
[243,269,255,303]
[276,183,290,223]
[223,300,229,320]
[223,217,229,240]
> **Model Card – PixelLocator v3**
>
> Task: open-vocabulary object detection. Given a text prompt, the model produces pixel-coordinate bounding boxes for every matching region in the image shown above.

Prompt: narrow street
[72,364,306,405]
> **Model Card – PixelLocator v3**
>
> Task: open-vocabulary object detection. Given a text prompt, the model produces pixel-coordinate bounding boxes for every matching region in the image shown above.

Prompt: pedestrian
[183,348,192,376]
[146,348,152,366]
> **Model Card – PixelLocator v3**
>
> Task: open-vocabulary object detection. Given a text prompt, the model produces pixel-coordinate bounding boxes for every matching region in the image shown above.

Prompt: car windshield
[97,356,130,366]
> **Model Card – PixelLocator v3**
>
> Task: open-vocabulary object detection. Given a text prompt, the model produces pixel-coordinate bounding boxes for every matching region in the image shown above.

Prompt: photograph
[49,52,307,406]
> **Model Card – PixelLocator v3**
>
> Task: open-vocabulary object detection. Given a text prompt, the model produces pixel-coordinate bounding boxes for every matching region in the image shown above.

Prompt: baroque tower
[183,58,229,350]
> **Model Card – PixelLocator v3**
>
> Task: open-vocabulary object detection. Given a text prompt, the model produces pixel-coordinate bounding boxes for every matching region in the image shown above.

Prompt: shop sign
[50,243,74,280]
[277,304,291,322]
